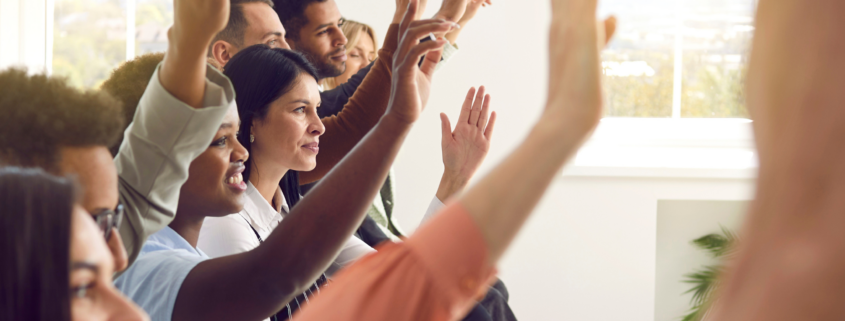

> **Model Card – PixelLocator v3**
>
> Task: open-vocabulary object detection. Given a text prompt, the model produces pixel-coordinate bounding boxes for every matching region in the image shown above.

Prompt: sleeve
[299,24,401,184]
[197,214,262,258]
[435,42,459,72]
[318,62,374,118]
[421,196,446,223]
[114,64,234,267]
[291,202,495,321]
[333,234,377,268]
[114,251,204,321]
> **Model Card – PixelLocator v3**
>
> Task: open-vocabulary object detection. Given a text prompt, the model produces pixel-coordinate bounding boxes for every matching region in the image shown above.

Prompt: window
[51,0,171,89]
[598,0,755,118]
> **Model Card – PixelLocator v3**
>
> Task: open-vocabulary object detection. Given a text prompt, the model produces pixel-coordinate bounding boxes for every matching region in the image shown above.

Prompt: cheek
[185,152,229,193]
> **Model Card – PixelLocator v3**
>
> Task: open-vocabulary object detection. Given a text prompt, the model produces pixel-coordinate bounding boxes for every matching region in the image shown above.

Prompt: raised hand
[434,0,469,23]
[444,0,492,44]
[386,0,459,125]
[394,0,429,22]
[545,0,616,137]
[436,86,496,201]
[161,0,231,108]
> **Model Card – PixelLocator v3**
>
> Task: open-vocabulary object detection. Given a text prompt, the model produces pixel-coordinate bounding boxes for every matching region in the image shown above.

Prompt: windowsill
[561,118,758,179]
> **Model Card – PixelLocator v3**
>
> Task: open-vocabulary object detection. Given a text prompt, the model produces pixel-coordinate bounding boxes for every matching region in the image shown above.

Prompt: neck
[249,157,289,208]
[168,209,206,248]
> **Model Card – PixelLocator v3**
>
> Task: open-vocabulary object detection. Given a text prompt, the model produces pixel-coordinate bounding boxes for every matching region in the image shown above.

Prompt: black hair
[273,0,328,41]
[223,45,319,208]
[0,167,76,321]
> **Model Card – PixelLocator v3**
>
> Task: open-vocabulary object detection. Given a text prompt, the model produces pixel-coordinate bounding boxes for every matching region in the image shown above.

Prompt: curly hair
[101,52,166,155]
[273,0,328,42]
[0,68,124,172]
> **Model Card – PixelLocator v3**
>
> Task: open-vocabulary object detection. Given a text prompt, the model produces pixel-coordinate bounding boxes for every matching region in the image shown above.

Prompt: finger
[420,46,443,77]
[603,16,617,46]
[396,21,455,65]
[458,87,476,124]
[469,86,485,125]
[484,111,497,140]
[477,93,492,130]
[400,38,447,74]
[399,0,419,38]
[440,113,452,144]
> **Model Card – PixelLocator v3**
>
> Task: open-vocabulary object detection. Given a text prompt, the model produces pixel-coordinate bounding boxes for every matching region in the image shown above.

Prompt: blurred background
[0,0,758,319]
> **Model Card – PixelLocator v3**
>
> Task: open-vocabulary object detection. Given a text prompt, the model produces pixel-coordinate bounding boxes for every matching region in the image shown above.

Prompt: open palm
[441,86,496,180]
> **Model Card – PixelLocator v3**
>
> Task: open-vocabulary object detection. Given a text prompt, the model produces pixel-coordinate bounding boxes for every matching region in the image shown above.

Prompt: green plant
[681,226,739,321]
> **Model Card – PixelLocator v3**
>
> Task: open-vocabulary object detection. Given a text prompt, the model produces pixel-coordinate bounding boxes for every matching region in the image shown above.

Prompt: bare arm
[159,0,228,108]
[457,0,615,265]
[172,5,457,321]
[708,1,845,320]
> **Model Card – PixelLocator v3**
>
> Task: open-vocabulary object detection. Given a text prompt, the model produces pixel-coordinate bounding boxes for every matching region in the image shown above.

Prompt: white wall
[340,1,757,320]
[0,0,50,72]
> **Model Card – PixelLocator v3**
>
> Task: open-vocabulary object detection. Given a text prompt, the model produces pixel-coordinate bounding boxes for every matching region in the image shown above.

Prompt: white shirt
[114,227,207,321]
[198,182,376,267]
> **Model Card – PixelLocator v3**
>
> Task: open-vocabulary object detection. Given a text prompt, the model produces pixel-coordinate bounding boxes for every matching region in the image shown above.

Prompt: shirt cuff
[435,41,459,72]
[421,196,446,223]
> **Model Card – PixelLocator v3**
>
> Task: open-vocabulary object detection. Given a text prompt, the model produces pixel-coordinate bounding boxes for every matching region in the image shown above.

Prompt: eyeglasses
[91,204,124,241]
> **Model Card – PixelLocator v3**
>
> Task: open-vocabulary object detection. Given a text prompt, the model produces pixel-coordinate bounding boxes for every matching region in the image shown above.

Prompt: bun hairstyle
[223,45,319,208]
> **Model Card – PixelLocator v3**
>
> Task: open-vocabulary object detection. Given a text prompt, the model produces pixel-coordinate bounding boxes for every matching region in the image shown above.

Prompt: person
[113,1,461,321]
[0,0,237,274]
[0,167,148,321]
[320,19,378,91]
[308,0,493,244]
[289,0,617,319]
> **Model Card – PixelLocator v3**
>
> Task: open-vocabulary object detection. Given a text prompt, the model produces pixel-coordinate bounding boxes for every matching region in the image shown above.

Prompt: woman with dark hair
[0,167,147,321]
[113,0,466,320]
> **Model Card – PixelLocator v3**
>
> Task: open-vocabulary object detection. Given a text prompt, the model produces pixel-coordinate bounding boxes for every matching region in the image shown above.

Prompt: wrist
[436,169,468,201]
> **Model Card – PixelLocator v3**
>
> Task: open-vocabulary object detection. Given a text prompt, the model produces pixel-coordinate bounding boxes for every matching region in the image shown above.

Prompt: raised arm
[708,1,845,320]
[114,0,234,266]
[160,0,229,108]
[173,5,458,321]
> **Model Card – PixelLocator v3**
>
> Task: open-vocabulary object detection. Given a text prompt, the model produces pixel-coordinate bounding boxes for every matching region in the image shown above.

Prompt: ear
[210,40,238,67]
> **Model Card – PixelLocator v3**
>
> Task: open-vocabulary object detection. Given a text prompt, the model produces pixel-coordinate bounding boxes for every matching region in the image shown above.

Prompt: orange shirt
[293,203,495,321]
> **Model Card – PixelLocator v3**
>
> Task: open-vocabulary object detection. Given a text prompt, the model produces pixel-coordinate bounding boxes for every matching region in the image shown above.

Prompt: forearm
[160,28,211,109]
[436,170,468,201]
[262,114,412,292]
[175,115,413,321]
[460,118,588,265]
[300,24,401,184]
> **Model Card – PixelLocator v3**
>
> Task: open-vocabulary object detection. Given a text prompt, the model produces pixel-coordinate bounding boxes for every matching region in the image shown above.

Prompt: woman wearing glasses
[0,167,148,321]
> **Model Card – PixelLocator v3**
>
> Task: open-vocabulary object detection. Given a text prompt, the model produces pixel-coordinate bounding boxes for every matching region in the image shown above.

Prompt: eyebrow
[71,262,99,273]
[314,18,343,32]
[289,99,312,105]
[263,31,283,39]
[219,123,235,130]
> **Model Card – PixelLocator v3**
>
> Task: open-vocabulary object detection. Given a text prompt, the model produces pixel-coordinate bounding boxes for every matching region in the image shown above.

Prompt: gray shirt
[115,63,235,268]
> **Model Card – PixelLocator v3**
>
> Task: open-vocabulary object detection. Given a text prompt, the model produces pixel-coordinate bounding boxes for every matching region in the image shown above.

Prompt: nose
[333,26,348,48]
[279,38,291,50]
[104,284,150,321]
[308,109,326,136]
[232,134,250,162]
[107,229,129,273]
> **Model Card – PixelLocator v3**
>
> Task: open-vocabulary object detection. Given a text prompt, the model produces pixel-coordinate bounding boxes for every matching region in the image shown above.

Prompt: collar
[141,226,207,258]
[240,182,287,235]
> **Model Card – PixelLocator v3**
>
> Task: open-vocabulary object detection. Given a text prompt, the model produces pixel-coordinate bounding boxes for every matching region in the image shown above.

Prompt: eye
[294,106,306,113]
[70,283,93,299]
[211,136,228,147]
[268,39,277,47]
[350,53,360,58]
[317,29,328,35]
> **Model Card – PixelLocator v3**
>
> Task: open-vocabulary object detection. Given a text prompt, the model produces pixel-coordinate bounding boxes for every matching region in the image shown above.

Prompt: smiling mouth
[225,172,247,191]
[302,143,319,153]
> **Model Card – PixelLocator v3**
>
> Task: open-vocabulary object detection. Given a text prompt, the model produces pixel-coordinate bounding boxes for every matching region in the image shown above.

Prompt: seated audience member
[0,167,148,321]
[273,0,483,118]
[308,0,493,244]
[0,0,236,272]
[114,1,461,321]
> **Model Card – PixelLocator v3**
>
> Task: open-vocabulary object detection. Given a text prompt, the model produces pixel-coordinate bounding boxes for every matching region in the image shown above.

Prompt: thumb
[440,113,452,144]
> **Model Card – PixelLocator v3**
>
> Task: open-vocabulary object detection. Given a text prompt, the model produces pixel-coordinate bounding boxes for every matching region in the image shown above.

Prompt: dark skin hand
[171,2,455,321]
